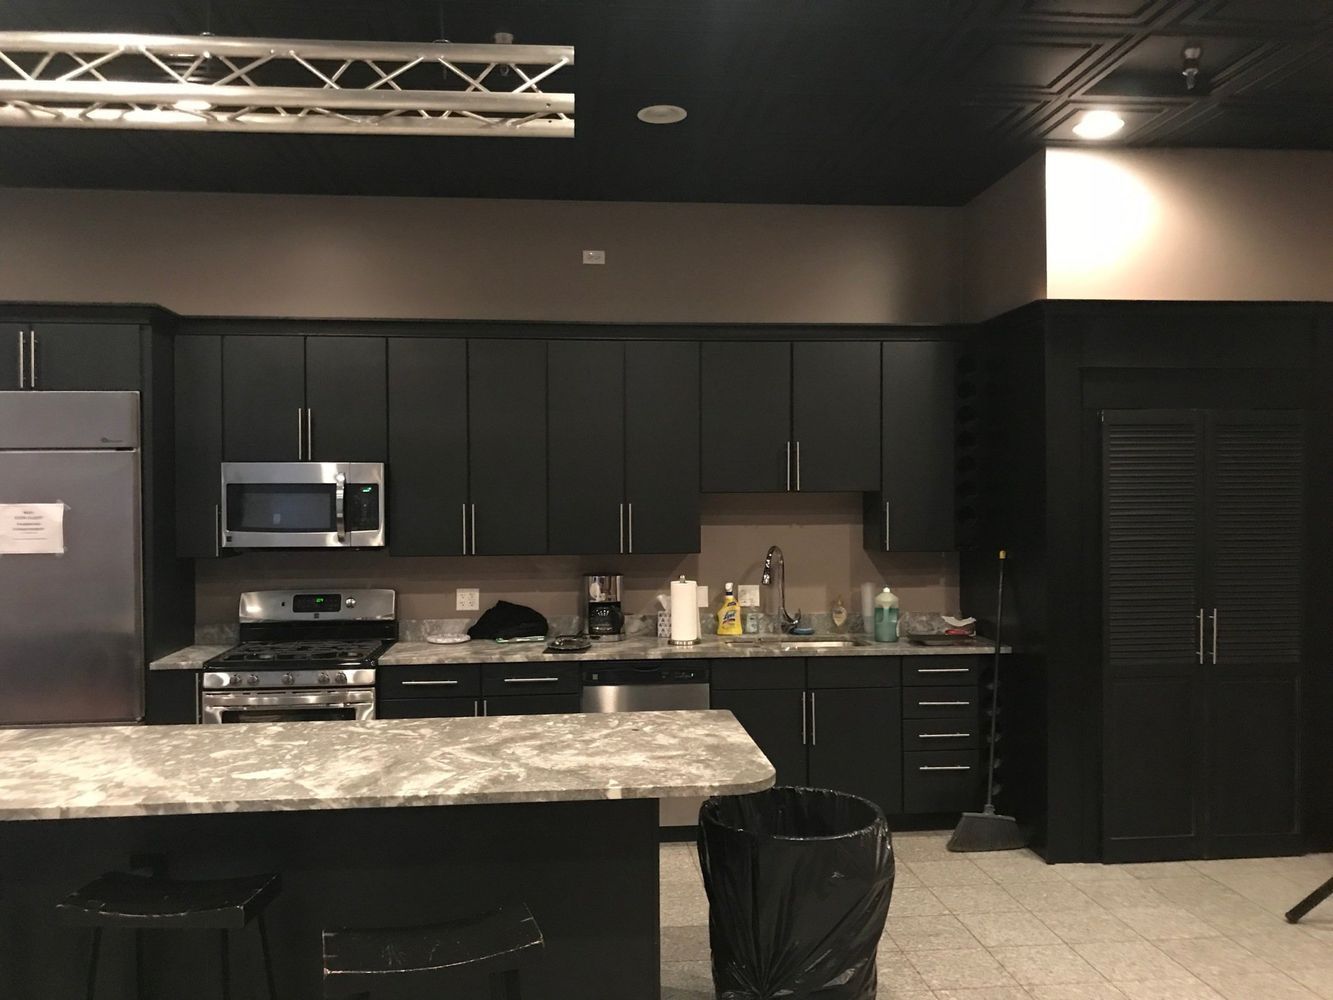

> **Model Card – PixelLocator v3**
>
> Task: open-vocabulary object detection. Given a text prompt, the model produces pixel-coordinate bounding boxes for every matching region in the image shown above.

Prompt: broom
[947,549,1027,852]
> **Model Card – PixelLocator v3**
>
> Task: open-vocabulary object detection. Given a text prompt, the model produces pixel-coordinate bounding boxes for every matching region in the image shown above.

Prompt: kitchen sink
[722,636,870,650]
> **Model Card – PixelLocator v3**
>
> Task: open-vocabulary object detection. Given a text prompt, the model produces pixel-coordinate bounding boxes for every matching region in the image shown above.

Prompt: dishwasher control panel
[583,664,710,685]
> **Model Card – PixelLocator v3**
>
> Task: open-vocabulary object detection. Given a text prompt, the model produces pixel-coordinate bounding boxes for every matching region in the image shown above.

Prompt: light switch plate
[738,585,760,607]
[456,588,480,611]
[582,249,606,264]
[696,585,709,608]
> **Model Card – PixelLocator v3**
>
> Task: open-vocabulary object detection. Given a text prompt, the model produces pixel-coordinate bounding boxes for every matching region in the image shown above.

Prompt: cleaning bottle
[874,586,900,643]
[717,582,743,636]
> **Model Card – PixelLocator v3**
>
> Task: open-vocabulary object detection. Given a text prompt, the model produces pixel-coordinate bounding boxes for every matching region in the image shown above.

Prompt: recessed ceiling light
[1072,110,1125,140]
[637,104,687,125]
[173,98,213,112]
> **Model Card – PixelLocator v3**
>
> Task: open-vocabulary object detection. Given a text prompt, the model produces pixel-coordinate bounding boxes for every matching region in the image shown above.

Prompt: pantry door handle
[795,441,801,491]
[470,503,476,555]
[801,690,807,745]
[462,504,469,555]
[885,501,892,551]
[809,691,817,746]
[919,765,971,772]
[619,502,625,554]
[1197,608,1205,664]
[627,502,634,553]
[1211,608,1218,665]
[786,441,792,491]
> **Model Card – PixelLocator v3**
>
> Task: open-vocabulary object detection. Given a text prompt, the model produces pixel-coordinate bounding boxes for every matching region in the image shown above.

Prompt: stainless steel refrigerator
[0,392,143,725]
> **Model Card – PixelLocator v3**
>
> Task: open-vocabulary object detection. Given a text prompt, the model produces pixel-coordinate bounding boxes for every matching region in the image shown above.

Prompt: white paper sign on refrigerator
[0,503,66,554]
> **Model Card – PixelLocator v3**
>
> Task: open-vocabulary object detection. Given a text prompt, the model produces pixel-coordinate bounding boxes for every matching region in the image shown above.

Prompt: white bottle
[874,587,900,643]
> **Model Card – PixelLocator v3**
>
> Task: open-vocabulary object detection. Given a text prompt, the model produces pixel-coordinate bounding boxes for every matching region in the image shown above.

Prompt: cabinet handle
[1210,608,1218,665]
[809,691,817,746]
[801,690,807,746]
[470,503,476,555]
[503,676,559,684]
[619,502,625,554]
[305,407,313,459]
[884,501,891,551]
[27,329,36,389]
[919,732,971,739]
[296,408,304,459]
[795,441,801,491]
[214,504,222,558]
[627,502,634,554]
[16,330,24,389]
[462,504,469,555]
[480,699,488,716]
[919,700,971,707]
[786,441,792,491]
[919,765,971,772]
[917,668,969,674]
[1196,608,1204,665]
[401,679,460,687]
[474,699,481,717]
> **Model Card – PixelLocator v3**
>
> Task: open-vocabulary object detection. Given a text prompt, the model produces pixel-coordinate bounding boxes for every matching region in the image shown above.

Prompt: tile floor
[660,830,1333,1000]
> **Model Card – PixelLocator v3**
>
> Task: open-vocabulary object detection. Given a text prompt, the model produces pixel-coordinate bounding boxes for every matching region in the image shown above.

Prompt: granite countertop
[377,633,1004,666]
[148,644,233,670]
[0,710,774,822]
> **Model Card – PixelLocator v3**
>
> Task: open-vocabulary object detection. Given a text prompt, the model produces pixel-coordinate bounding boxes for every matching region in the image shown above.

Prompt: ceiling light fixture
[637,104,687,125]
[0,31,575,137]
[1072,109,1125,140]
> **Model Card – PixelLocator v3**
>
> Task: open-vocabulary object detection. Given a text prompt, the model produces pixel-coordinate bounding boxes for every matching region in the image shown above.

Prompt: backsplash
[196,493,961,628]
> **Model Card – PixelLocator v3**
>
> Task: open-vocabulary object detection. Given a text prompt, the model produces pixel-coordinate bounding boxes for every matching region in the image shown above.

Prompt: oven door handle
[334,471,347,542]
[202,690,374,709]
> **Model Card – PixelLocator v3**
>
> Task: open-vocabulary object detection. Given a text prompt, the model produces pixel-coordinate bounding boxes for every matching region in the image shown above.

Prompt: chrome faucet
[761,545,801,633]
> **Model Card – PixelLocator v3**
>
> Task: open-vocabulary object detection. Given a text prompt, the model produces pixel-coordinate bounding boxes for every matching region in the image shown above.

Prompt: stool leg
[490,968,522,1000]
[219,930,231,1000]
[257,914,278,1000]
[84,927,102,1000]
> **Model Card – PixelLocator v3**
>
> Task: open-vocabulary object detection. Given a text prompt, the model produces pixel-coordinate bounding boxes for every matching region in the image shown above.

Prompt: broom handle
[985,550,1005,809]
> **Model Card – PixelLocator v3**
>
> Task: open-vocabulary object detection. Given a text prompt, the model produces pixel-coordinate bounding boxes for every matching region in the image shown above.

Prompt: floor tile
[893,866,924,889]
[991,943,1108,986]
[935,988,1035,1000]
[661,886,710,926]
[887,913,980,951]
[1157,937,1278,978]
[874,953,932,994]
[960,911,1064,947]
[1080,881,1173,910]
[908,859,997,887]
[933,882,1028,914]
[1190,900,1287,936]
[661,924,710,962]
[1118,863,1212,880]
[1150,877,1248,910]
[1203,972,1319,1000]
[1230,929,1333,971]
[661,959,714,999]
[874,990,933,1000]
[1058,864,1138,883]
[887,886,951,916]
[1114,979,1226,1000]
[976,854,1071,884]
[1037,909,1144,945]
[1008,881,1103,913]
[1074,941,1193,981]
[1288,967,1333,999]
[1110,906,1226,940]
[906,946,1020,990]
[1029,986,1131,1000]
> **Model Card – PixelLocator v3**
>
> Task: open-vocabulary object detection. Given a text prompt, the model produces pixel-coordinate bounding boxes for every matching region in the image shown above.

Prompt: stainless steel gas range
[201,588,397,724]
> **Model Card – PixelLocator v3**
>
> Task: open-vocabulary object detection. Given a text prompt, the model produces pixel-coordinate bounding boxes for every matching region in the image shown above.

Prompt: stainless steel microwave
[220,462,385,548]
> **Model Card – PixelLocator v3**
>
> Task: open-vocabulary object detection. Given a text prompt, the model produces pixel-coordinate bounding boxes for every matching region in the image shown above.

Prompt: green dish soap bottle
[874,586,900,643]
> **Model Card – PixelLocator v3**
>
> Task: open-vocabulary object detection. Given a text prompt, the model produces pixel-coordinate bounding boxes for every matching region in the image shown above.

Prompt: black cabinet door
[377,698,478,719]
[548,341,624,554]
[387,337,469,556]
[625,341,700,553]
[4,325,20,389]
[306,336,387,461]
[868,340,957,551]
[484,693,581,717]
[701,342,791,492]
[807,687,902,816]
[468,340,547,555]
[30,323,141,391]
[174,335,223,558]
[222,335,305,461]
[792,342,879,492]
[710,688,807,787]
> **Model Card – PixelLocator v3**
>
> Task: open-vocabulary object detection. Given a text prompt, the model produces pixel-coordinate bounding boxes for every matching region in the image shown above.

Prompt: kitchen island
[0,710,772,999]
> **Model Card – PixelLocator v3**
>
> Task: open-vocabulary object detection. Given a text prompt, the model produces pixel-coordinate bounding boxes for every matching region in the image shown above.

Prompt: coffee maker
[582,574,625,641]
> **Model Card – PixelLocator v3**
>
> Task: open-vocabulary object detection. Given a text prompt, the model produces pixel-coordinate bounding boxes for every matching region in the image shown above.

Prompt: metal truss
[0,32,575,137]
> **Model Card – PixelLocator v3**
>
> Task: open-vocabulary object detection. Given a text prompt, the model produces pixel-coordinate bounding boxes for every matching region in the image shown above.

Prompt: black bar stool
[56,870,281,999]
[322,901,543,999]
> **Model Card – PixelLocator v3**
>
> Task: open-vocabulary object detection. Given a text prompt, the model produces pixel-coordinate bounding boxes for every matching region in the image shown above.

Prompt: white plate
[425,635,470,645]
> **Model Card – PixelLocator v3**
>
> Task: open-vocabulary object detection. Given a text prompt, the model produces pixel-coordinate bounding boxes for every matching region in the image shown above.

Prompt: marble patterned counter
[0,710,774,821]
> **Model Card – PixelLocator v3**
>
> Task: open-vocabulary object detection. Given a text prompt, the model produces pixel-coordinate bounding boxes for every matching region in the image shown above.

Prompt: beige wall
[0,187,960,325]
[961,153,1047,322]
[1045,148,1333,303]
[196,494,959,626]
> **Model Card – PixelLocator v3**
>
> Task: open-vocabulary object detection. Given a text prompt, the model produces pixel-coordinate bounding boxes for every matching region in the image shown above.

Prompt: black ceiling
[0,0,1330,205]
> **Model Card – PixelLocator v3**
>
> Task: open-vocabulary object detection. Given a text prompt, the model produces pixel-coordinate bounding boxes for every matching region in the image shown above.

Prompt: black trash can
[696,786,895,1000]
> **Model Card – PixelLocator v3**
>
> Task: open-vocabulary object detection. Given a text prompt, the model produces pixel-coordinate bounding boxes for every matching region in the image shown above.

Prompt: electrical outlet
[456,588,480,612]
[696,585,709,608]
[738,585,760,607]
[582,249,606,265]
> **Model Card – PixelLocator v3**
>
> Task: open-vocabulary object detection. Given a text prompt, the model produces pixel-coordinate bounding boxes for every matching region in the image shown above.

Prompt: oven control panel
[202,669,376,690]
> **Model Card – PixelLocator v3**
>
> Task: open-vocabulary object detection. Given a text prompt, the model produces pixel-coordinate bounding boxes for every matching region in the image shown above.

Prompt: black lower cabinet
[377,697,477,720]
[807,687,901,817]
[710,687,808,788]
[485,694,582,716]
[145,671,199,725]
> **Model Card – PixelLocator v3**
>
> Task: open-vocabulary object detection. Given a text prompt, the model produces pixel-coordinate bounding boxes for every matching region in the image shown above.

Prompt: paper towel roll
[860,582,877,634]
[670,577,700,645]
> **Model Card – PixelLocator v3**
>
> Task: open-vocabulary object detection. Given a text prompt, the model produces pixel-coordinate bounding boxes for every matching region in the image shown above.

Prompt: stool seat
[322,901,543,997]
[57,871,281,931]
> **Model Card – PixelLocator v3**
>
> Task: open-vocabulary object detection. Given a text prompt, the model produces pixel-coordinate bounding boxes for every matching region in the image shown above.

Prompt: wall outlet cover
[738,584,761,607]
[696,585,709,608]
[456,588,480,611]
[582,249,606,265]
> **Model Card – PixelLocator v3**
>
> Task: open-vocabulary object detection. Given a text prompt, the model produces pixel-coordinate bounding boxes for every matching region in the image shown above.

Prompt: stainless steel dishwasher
[581,662,711,828]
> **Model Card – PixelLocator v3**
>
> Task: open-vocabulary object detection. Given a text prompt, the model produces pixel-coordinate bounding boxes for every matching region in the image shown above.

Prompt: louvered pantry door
[1101,411,1207,861]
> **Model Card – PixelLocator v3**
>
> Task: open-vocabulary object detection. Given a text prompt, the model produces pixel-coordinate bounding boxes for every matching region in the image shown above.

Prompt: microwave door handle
[334,472,347,542]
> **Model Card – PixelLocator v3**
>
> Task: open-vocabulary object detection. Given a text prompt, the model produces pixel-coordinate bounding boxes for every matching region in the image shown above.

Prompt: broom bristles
[947,807,1028,853]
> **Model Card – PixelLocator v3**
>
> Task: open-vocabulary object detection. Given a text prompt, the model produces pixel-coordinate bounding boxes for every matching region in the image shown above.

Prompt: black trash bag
[697,786,895,1000]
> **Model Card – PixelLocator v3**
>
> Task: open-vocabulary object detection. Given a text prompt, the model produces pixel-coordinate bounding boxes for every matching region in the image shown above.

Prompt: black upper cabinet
[27,323,141,391]
[866,340,957,551]
[548,342,625,554]
[387,337,468,556]
[807,687,902,817]
[792,342,880,491]
[175,336,223,558]
[305,337,387,462]
[625,341,700,553]
[701,342,791,492]
[468,340,546,555]
[222,335,305,462]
